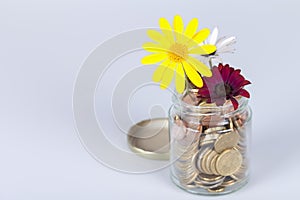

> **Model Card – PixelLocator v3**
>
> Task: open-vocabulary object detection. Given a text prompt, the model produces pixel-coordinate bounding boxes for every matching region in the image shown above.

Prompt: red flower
[198,64,251,110]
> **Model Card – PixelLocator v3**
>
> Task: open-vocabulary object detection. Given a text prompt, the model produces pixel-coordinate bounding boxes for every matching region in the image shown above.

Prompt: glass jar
[169,93,252,195]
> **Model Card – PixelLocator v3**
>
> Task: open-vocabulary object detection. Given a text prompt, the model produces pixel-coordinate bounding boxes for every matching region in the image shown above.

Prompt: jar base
[170,173,249,196]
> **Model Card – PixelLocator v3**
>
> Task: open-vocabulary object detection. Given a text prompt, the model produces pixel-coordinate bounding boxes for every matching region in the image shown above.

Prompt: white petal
[217,46,236,54]
[209,27,219,45]
[217,36,236,48]
[216,36,228,46]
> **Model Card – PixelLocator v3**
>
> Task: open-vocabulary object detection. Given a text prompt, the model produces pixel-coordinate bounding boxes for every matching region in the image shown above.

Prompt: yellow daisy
[141,15,217,93]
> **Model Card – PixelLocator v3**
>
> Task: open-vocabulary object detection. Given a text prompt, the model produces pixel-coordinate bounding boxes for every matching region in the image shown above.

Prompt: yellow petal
[184,18,198,39]
[175,64,185,93]
[188,28,210,48]
[189,44,217,55]
[169,60,178,69]
[159,18,174,43]
[182,61,203,88]
[152,60,169,82]
[141,53,167,65]
[152,65,166,83]
[147,30,170,47]
[142,42,167,53]
[173,15,184,42]
[160,64,176,89]
[187,56,212,77]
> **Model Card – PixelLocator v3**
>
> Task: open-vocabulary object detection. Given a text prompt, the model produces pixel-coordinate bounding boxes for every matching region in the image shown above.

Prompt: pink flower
[198,64,251,110]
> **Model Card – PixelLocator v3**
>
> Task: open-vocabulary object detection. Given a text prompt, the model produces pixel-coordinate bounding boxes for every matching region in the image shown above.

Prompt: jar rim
[171,94,249,115]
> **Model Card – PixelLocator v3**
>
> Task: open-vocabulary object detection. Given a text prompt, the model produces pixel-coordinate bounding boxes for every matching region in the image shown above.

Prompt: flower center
[168,43,188,63]
[215,83,232,97]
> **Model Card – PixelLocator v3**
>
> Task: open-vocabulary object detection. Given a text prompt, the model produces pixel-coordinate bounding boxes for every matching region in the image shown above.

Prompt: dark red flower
[198,63,251,110]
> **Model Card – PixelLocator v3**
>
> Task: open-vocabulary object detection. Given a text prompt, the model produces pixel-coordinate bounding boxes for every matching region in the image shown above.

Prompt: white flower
[198,27,236,66]
[206,27,236,55]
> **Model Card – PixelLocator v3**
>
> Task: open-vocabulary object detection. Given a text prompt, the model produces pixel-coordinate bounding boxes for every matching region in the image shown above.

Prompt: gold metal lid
[127,118,169,160]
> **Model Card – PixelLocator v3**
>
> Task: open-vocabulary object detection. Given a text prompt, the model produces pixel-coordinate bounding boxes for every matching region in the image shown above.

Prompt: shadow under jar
[169,93,252,195]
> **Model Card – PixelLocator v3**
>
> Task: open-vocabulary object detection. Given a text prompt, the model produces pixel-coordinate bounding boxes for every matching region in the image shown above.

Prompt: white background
[1,0,300,199]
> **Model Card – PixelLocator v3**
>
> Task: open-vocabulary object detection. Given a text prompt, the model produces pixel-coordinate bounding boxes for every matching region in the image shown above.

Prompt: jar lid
[127,118,169,160]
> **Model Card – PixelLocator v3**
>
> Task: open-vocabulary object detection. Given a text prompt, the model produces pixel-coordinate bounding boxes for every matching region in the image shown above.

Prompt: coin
[214,131,240,153]
[231,171,246,181]
[180,171,199,185]
[215,148,243,176]
[194,175,224,189]
[194,180,224,189]
[207,186,225,193]
[193,180,217,189]
[197,173,224,182]
[196,146,211,173]
[210,152,219,175]
[199,138,216,147]
[184,183,198,189]
[221,176,236,186]
[201,149,212,174]
[190,148,200,165]
[199,133,219,146]
[231,162,247,180]
[235,144,246,154]
[233,118,244,129]
[204,126,226,134]
[205,150,218,174]
[228,118,234,130]
[197,124,203,133]
[202,133,220,141]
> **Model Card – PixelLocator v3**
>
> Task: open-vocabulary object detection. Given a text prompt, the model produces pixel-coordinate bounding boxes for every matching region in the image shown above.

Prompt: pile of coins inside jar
[170,91,249,194]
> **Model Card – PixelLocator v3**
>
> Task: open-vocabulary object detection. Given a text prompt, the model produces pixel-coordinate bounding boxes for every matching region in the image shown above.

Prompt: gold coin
[194,175,224,189]
[199,139,215,147]
[205,150,218,175]
[231,164,247,180]
[233,118,244,129]
[214,131,240,153]
[199,133,219,147]
[228,118,234,130]
[204,126,226,134]
[202,133,220,141]
[174,115,180,121]
[231,172,246,181]
[180,171,199,185]
[235,144,246,153]
[221,176,236,186]
[184,183,198,189]
[194,178,224,188]
[196,147,211,173]
[207,186,225,193]
[201,149,212,174]
[216,148,243,176]
[192,181,212,189]
[210,153,219,175]
[197,124,203,133]
[197,173,224,182]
